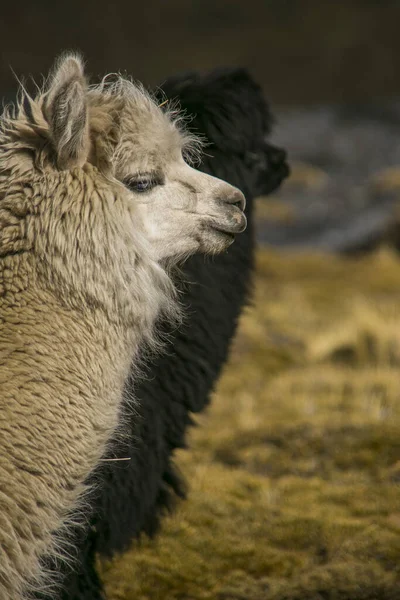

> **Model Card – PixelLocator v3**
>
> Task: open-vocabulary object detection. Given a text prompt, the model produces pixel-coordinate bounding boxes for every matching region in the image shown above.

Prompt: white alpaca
[0,54,246,599]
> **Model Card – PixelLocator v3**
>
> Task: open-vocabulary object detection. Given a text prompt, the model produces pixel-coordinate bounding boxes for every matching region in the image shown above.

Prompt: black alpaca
[39,68,288,600]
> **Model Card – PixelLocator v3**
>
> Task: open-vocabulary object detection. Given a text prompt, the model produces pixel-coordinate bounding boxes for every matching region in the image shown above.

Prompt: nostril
[225,189,246,212]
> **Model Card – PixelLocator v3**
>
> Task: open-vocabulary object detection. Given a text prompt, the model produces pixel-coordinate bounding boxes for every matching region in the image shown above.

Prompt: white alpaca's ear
[45,54,90,170]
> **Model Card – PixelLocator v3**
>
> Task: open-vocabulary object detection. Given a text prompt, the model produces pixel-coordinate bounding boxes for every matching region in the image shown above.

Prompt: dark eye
[124,175,162,193]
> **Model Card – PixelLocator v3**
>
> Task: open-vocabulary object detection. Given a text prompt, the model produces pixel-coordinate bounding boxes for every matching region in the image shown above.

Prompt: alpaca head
[85,63,247,263]
[88,77,247,262]
[0,55,246,270]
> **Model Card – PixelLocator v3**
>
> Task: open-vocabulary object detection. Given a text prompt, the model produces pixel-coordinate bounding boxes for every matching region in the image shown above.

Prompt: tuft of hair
[156,88,205,166]
[164,101,205,166]
[90,75,204,167]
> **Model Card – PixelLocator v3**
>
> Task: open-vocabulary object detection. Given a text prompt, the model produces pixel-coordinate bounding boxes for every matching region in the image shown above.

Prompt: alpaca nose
[269,145,287,166]
[223,188,246,212]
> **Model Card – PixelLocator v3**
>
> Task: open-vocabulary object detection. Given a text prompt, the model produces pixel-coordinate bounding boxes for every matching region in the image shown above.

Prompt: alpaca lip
[211,210,247,235]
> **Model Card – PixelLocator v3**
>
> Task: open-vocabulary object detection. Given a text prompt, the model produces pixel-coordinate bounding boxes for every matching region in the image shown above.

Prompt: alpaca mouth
[211,210,247,235]
[211,228,236,241]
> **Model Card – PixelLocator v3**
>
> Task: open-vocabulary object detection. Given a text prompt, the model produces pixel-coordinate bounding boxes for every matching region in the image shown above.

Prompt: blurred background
[1,0,400,104]
[3,2,400,598]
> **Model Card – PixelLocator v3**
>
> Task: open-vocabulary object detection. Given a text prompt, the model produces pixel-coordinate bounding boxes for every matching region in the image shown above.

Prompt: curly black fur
[37,67,289,600]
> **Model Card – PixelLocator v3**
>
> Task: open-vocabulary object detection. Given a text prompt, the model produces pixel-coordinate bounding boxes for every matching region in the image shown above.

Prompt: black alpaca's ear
[45,54,90,170]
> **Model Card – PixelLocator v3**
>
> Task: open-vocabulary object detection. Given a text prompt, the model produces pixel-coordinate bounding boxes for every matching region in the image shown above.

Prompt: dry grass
[100,248,400,600]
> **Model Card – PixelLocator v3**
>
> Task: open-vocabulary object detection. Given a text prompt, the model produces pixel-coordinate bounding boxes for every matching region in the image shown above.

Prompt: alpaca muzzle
[212,191,247,235]
[219,188,247,233]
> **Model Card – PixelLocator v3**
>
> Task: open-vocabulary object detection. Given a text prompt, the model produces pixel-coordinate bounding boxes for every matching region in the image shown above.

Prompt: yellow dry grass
[101,248,400,600]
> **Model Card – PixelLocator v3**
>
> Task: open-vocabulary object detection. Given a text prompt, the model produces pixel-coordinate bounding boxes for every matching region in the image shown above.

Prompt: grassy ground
[100,247,400,600]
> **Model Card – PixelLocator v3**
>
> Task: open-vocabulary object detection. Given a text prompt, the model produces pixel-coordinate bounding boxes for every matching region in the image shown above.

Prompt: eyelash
[124,174,162,193]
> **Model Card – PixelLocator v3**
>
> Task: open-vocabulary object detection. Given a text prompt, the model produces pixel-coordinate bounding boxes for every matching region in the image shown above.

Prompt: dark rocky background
[260,102,400,252]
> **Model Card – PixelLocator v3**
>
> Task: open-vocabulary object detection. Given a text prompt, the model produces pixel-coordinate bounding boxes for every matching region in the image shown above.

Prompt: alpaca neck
[0,284,140,599]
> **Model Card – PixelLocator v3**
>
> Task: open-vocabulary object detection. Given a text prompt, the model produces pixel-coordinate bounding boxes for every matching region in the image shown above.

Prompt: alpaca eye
[124,174,162,194]
[125,178,156,193]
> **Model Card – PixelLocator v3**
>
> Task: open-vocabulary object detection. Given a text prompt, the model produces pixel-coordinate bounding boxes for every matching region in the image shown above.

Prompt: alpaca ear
[45,54,90,170]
